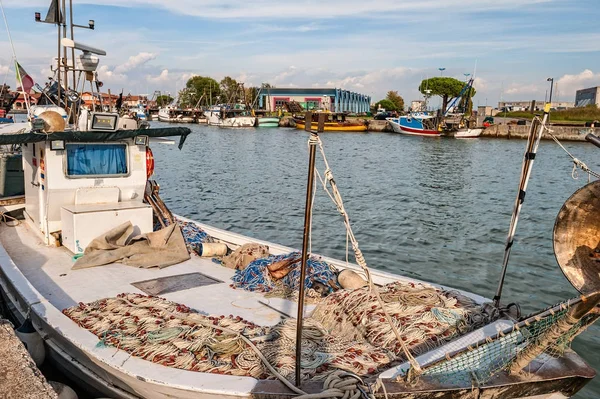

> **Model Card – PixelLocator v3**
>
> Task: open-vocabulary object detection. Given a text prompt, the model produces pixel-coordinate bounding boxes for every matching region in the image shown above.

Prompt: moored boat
[293,112,367,132]
[257,117,280,127]
[388,112,441,136]
[204,105,256,127]
[455,127,484,138]
[158,106,196,123]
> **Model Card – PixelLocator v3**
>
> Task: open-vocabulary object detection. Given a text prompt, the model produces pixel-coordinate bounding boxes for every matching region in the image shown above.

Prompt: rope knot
[309,133,319,145]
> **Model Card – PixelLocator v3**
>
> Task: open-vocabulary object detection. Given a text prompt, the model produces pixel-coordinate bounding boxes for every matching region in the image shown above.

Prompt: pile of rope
[63,293,395,384]
[231,252,340,300]
[311,281,488,358]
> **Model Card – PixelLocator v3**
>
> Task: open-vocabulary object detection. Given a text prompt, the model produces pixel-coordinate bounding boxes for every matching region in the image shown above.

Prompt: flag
[44,0,64,24]
[15,62,34,94]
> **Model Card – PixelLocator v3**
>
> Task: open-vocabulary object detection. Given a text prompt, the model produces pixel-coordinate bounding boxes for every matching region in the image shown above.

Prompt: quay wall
[0,320,57,398]
[482,124,596,141]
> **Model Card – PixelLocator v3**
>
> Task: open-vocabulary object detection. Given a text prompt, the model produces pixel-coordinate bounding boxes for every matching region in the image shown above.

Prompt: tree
[156,95,173,107]
[220,76,240,103]
[186,76,220,106]
[386,91,405,111]
[419,77,470,112]
[373,99,396,112]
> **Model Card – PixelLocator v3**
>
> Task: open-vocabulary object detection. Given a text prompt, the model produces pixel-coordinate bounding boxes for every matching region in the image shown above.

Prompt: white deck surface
[0,221,306,327]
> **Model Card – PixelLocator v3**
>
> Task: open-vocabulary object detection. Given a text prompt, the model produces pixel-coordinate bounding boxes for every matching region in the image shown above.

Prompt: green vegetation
[185,76,221,106]
[373,99,396,112]
[156,95,173,107]
[386,91,405,111]
[498,105,600,123]
[419,77,475,112]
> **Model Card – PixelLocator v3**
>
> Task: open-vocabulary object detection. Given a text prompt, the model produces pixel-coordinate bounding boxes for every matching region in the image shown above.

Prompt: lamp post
[547,78,554,104]
[439,67,446,77]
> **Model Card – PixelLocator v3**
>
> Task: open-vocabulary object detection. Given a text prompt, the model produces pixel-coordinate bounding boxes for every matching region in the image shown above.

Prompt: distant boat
[204,105,256,127]
[455,128,483,139]
[257,117,280,127]
[158,106,195,123]
[388,113,441,136]
[293,112,367,132]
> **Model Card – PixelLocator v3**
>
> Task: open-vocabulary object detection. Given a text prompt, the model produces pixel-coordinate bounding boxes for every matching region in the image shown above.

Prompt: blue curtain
[66,144,127,176]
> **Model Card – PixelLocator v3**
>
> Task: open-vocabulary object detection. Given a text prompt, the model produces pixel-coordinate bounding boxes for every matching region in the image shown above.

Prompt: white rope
[311,134,422,374]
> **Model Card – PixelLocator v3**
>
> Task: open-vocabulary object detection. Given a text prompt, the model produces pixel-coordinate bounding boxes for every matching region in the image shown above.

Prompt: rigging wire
[0,0,31,116]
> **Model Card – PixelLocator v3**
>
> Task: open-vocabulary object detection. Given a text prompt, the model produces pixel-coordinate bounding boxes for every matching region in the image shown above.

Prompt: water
[152,122,600,398]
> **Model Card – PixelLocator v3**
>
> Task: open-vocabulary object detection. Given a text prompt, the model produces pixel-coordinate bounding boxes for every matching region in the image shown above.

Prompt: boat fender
[337,269,367,290]
[15,319,46,367]
[199,242,229,257]
[49,381,78,399]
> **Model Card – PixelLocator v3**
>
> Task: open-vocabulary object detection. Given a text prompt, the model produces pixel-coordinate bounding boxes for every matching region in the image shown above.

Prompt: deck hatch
[131,272,223,296]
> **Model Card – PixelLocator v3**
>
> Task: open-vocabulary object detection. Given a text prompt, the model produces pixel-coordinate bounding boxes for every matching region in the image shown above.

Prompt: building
[575,87,600,107]
[498,100,575,112]
[258,88,371,113]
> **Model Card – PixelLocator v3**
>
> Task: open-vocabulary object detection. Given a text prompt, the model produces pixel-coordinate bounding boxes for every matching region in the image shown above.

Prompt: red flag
[15,62,34,94]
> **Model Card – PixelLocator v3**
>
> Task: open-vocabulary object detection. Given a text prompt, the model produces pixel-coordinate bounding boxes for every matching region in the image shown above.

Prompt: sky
[0,0,599,107]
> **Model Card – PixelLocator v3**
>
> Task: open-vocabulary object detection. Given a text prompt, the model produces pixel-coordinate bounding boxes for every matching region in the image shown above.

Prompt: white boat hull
[455,128,483,138]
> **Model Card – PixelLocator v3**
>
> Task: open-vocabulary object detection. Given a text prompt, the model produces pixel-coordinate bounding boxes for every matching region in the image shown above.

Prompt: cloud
[114,52,157,74]
[97,65,127,84]
[556,69,600,97]
[146,69,170,84]
[4,0,552,19]
[504,84,543,96]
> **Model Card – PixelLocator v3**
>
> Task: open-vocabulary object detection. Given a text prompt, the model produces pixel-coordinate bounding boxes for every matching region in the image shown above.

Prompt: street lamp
[547,77,554,104]
[439,67,446,76]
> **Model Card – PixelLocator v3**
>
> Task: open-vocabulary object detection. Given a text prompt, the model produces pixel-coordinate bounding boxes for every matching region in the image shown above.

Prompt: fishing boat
[440,75,485,139]
[387,112,441,136]
[204,105,256,127]
[455,127,483,138]
[293,111,367,132]
[158,106,196,123]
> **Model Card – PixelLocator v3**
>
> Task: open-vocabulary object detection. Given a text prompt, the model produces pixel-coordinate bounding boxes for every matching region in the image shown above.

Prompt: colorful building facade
[258,88,371,113]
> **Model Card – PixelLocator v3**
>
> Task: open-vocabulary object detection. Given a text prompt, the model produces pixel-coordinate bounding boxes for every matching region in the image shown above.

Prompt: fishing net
[230,252,340,299]
[409,300,600,387]
[63,293,394,383]
[62,283,490,384]
[312,281,490,358]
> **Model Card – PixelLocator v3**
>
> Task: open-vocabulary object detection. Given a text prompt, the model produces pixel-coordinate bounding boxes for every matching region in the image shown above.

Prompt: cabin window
[306,101,320,110]
[65,143,128,177]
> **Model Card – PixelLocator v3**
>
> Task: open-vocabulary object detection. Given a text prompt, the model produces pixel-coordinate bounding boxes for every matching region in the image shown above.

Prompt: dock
[0,319,57,399]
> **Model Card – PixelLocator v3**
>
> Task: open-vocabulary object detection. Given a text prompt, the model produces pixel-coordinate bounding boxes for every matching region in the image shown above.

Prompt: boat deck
[0,220,305,327]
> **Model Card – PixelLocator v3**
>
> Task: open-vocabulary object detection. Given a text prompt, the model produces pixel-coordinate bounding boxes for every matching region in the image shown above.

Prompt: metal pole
[61,0,67,90]
[493,104,550,308]
[57,20,61,105]
[548,79,554,104]
[69,0,75,86]
[294,112,324,387]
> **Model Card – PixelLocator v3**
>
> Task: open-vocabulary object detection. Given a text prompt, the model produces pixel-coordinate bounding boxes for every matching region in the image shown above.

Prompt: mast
[69,0,76,86]
[493,103,551,308]
[295,112,325,387]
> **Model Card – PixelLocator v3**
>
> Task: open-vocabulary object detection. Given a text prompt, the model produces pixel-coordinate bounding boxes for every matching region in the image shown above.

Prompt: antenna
[61,38,106,56]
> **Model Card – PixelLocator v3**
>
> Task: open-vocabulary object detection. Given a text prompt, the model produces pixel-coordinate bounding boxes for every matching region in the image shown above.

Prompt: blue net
[231,252,339,294]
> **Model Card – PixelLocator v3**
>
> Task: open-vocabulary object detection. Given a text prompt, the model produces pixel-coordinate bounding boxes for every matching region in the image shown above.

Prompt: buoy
[338,269,367,290]
[199,242,228,257]
[37,110,66,133]
[49,381,78,399]
[15,319,45,367]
